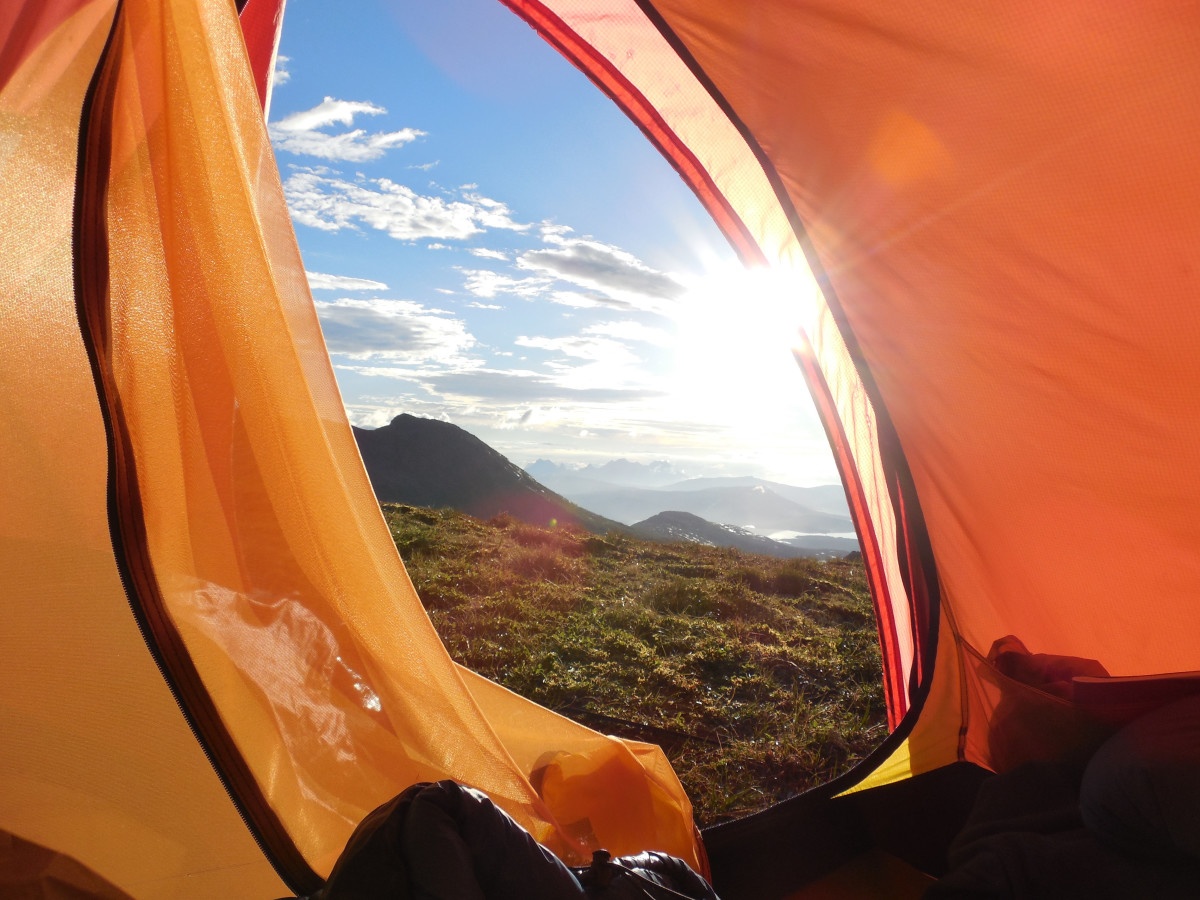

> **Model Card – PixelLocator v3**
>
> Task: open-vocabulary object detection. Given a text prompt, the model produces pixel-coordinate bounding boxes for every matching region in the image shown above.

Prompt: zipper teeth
[71,4,320,895]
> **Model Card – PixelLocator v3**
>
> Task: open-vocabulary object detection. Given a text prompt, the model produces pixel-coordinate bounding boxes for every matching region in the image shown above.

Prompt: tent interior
[2,0,1198,897]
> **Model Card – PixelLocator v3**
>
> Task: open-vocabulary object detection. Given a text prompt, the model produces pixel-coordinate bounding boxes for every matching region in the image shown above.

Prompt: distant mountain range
[527,458,853,536]
[353,416,859,558]
[353,415,620,534]
[526,457,685,491]
[657,477,850,517]
[631,512,857,560]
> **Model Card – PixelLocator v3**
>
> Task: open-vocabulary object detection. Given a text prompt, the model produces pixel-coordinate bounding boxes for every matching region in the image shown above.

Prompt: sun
[653,257,831,479]
[668,258,820,411]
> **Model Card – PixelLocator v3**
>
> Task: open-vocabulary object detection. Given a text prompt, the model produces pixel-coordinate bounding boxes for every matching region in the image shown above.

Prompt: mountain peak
[353,415,619,533]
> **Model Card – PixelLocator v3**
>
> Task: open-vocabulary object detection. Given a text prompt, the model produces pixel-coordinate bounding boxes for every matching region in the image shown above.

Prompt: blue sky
[270,0,839,485]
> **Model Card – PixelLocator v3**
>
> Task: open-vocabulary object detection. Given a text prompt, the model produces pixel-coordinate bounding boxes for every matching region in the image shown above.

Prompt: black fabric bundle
[311,780,719,900]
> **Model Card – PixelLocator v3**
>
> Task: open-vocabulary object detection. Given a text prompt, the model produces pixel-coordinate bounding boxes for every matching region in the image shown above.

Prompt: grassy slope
[383,503,886,827]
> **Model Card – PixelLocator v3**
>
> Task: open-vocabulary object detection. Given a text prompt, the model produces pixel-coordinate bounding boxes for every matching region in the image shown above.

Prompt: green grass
[383,503,886,827]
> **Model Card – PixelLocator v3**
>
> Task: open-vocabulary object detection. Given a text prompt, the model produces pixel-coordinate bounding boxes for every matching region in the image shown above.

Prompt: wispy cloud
[283,169,528,241]
[583,320,672,345]
[512,332,662,398]
[517,237,684,311]
[469,248,508,261]
[458,239,679,313]
[427,368,662,404]
[316,298,477,362]
[543,290,636,311]
[458,268,549,299]
[539,222,573,242]
[515,334,638,364]
[306,271,389,292]
[270,97,424,162]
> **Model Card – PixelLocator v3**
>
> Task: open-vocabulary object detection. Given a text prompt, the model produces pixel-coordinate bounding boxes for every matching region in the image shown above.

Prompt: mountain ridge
[353,415,621,534]
[353,415,858,557]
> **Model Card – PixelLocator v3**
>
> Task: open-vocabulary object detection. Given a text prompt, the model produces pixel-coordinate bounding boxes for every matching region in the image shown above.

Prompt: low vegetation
[383,503,886,827]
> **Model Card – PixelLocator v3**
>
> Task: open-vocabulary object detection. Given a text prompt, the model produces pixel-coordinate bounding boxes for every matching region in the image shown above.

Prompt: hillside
[353,415,621,534]
[385,503,886,826]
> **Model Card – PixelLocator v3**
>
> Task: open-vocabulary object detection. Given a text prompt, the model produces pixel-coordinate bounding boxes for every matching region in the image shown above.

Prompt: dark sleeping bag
[927,695,1200,899]
[311,780,720,900]
[1079,693,1200,865]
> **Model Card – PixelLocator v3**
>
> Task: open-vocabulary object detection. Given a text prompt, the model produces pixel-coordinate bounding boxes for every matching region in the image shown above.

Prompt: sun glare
[640,258,832,482]
[670,260,819,409]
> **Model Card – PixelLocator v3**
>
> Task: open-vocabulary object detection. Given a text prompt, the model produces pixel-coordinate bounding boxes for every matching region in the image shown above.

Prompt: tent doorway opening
[271,0,881,830]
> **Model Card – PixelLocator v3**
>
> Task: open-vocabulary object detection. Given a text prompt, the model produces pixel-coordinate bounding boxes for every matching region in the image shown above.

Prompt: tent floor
[704,762,991,899]
[782,849,934,899]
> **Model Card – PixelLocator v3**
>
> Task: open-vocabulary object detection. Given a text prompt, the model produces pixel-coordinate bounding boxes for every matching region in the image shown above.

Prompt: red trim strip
[237,0,284,112]
[794,339,907,727]
[629,0,941,725]
[499,0,944,734]
[498,0,765,267]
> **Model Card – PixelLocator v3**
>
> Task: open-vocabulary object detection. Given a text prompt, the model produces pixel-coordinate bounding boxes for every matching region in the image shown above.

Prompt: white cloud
[272,54,291,87]
[427,368,661,404]
[468,301,503,310]
[540,222,573,242]
[583,320,671,345]
[316,298,476,362]
[306,271,388,292]
[282,170,528,241]
[515,334,637,365]
[270,97,424,162]
[516,237,684,312]
[512,334,656,396]
[459,268,549,299]
[335,365,427,380]
[469,248,508,261]
[346,405,407,429]
[461,192,528,231]
[545,289,635,310]
[279,98,383,133]
[455,246,677,309]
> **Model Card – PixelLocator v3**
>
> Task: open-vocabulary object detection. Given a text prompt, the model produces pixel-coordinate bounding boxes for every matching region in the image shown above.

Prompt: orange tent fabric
[505,0,1200,775]
[5,0,1200,896]
[1,1,289,894]
[4,0,698,894]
